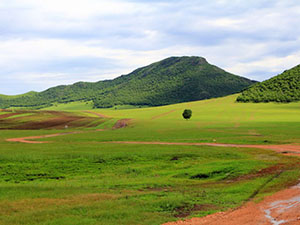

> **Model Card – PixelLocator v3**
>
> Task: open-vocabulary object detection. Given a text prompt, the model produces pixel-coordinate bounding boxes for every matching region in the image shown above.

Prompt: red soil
[113,119,132,129]
[0,113,20,119]
[6,132,81,143]
[163,183,300,225]
[5,119,128,143]
[104,141,300,157]
[0,110,97,130]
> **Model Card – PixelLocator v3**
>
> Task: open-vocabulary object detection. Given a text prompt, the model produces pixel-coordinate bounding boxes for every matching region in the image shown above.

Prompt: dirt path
[6,132,81,143]
[104,141,300,157]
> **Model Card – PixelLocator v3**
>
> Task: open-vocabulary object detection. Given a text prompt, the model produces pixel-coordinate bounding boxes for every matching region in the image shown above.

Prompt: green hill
[0,91,38,100]
[237,64,300,103]
[0,56,256,109]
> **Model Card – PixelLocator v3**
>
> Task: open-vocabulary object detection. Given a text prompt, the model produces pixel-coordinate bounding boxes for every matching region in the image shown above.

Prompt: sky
[1,0,300,95]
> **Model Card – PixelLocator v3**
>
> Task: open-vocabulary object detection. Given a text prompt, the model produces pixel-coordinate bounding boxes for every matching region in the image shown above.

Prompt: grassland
[0,95,300,225]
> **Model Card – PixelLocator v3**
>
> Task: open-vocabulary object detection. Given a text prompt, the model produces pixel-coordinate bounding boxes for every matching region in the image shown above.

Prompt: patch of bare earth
[0,113,20,119]
[163,183,300,225]
[113,119,132,129]
[14,116,81,130]
[5,118,132,143]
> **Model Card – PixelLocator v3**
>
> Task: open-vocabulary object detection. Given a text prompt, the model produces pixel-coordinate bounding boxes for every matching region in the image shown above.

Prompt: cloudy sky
[1,0,300,95]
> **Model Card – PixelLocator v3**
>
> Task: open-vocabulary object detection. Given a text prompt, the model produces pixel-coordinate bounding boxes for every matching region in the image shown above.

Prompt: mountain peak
[158,56,208,66]
[0,56,255,109]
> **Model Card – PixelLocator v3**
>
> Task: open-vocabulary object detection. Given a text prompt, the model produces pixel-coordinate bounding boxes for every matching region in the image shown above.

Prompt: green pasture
[73,94,300,144]
[44,101,94,111]
[0,95,300,225]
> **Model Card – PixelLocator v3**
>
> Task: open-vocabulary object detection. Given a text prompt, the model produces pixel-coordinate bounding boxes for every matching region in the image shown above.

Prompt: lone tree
[182,109,192,120]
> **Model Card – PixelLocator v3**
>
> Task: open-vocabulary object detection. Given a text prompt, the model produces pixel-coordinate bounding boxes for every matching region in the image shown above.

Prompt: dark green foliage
[237,64,300,103]
[0,56,256,109]
[182,109,192,120]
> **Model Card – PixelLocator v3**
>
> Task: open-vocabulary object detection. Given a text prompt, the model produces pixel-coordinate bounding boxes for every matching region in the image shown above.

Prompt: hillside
[237,64,300,103]
[0,91,38,100]
[0,56,256,109]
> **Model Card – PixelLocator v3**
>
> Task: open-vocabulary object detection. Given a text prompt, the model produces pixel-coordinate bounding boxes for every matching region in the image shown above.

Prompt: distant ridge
[237,64,300,103]
[0,56,256,109]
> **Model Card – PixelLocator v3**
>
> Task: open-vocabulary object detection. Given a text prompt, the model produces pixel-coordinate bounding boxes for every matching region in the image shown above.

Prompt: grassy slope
[0,95,300,225]
[44,101,94,111]
[237,64,300,103]
[87,94,300,144]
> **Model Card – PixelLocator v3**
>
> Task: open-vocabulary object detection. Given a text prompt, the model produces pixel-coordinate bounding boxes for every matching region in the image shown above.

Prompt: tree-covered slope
[0,56,256,109]
[237,64,300,103]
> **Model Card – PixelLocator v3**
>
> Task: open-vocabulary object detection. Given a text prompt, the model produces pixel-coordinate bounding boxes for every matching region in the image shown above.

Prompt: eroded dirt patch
[0,113,20,119]
[113,119,132,129]
[0,110,102,130]
[163,183,300,225]
[174,204,219,218]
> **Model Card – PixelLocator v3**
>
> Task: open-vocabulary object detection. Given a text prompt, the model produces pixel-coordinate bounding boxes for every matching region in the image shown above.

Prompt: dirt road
[6,132,81,143]
[105,141,300,157]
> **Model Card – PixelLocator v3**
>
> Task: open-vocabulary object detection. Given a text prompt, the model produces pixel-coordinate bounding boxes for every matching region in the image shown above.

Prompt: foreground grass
[0,133,299,225]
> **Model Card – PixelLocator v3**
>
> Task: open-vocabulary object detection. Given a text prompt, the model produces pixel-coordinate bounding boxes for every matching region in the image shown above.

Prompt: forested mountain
[0,56,256,109]
[237,64,300,103]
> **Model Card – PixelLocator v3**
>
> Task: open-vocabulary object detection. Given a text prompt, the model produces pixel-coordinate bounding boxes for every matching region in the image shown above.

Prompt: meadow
[0,94,300,225]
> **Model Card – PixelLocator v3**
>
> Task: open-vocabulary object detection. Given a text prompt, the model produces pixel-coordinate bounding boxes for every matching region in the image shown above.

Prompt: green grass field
[0,95,300,225]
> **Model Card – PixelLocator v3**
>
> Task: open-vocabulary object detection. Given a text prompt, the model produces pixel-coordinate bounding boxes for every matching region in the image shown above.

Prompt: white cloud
[0,0,300,94]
